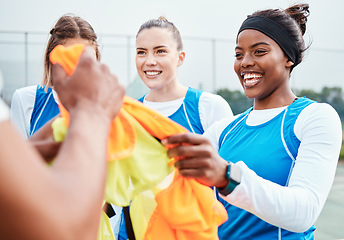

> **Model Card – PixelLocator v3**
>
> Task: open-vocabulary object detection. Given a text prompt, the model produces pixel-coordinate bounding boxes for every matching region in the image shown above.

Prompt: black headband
[238,16,300,66]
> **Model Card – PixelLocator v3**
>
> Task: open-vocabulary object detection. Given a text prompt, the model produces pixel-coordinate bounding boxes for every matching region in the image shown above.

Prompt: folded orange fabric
[144,172,228,240]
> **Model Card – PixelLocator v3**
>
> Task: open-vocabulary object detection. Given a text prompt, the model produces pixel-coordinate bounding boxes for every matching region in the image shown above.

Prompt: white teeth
[245,79,259,84]
[243,73,262,80]
[146,71,160,76]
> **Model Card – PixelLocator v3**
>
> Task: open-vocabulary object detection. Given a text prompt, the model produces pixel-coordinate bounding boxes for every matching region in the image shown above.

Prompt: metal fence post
[127,35,131,86]
[212,39,216,92]
[24,32,28,86]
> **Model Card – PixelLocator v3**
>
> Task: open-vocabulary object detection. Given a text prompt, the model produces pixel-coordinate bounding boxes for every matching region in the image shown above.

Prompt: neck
[254,88,296,110]
[145,83,188,102]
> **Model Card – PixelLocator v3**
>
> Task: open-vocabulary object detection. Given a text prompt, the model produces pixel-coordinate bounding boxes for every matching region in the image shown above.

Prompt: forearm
[51,106,112,234]
[222,161,322,232]
[222,104,342,232]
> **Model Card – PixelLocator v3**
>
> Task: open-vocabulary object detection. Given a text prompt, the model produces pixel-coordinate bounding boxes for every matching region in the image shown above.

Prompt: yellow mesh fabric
[97,211,115,240]
[104,112,173,207]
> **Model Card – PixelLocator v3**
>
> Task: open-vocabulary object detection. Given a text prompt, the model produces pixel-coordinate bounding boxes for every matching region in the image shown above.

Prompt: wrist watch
[218,162,241,195]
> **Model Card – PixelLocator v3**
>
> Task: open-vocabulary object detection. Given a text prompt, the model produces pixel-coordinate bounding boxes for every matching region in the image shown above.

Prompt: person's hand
[29,116,61,163]
[52,47,125,122]
[162,133,229,188]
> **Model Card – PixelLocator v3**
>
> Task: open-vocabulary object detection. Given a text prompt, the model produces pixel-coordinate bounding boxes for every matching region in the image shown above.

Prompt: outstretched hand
[162,133,229,188]
[52,46,125,122]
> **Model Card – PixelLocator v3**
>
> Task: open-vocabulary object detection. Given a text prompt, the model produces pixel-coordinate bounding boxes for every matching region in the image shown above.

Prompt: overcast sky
[1,0,344,93]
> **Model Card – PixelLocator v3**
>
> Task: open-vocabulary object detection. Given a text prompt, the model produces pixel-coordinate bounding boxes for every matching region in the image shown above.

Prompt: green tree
[218,86,344,123]
[216,88,253,115]
[296,87,344,123]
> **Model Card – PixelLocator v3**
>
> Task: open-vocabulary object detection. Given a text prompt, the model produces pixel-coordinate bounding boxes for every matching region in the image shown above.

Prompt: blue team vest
[138,87,204,134]
[217,97,316,239]
[30,85,60,135]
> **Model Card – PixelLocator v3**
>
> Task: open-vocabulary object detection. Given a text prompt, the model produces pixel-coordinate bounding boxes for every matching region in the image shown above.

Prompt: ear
[177,51,185,67]
[286,59,294,68]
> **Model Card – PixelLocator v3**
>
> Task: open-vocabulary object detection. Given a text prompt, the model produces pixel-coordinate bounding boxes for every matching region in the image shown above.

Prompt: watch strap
[218,162,239,195]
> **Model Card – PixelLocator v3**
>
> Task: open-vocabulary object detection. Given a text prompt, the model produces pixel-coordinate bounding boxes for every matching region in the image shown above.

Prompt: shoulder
[295,102,342,138]
[300,102,340,122]
[0,98,9,122]
[200,91,230,107]
[203,115,239,150]
[10,85,38,117]
[200,91,233,115]
[12,85,37,102]
[211,115,240,132]
[200,91,225,100]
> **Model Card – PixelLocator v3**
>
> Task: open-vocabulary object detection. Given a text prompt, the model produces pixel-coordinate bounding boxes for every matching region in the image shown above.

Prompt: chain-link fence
[1,30,344,106]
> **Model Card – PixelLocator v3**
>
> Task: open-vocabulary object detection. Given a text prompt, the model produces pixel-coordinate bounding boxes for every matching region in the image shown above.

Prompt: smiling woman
[118,16,234,240]
[159,3,343,240]
[134,17,233,134]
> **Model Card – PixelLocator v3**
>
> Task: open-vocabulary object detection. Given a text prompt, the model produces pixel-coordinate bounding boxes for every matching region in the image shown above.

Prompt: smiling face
[234,29,294,107]
[136,27,185,91]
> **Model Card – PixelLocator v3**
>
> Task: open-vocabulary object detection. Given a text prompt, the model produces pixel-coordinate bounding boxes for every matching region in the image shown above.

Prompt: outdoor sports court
[316,162,344,239]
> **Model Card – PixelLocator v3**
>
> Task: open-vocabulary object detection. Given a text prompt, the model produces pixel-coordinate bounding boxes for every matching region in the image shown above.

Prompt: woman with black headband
[162,3,342,239]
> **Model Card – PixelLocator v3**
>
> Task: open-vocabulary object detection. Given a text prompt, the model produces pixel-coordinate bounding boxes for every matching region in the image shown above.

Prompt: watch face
[230,163,241,183]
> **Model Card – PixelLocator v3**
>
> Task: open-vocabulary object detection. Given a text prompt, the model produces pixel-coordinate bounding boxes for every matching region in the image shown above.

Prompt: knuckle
[81,55,94,67]
[203,137,211,145]
[100,64,110,72]
[178,145,189,156]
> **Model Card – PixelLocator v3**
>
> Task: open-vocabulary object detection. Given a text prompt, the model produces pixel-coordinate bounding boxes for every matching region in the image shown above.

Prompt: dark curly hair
[249,4,310,70]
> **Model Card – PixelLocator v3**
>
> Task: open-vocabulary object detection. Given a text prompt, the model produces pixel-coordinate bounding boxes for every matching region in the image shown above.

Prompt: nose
[145,53,157,66]
[241,53,254,68]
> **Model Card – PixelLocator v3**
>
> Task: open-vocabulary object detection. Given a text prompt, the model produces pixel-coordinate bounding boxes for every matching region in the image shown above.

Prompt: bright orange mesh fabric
[144,172,228,240]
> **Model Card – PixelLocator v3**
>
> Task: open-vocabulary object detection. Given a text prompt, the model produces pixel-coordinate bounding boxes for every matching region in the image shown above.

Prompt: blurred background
[0,0,344,103]
[0,0,343,238]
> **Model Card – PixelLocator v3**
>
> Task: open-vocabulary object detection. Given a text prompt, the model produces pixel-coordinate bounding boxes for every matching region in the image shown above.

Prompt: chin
[243,89,257,99]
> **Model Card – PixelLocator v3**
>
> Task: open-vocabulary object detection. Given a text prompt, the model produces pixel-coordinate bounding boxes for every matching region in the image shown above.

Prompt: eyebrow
[136,45,168,51]
[251,42,270,48]
[235,42,271,50]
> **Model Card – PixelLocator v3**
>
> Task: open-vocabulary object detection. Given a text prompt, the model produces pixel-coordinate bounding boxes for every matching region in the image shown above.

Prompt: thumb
[51,63,67,91]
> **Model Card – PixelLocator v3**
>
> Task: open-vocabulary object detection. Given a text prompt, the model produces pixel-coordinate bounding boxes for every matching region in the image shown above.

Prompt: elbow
[287,221,314,233]
[283,192,321,233]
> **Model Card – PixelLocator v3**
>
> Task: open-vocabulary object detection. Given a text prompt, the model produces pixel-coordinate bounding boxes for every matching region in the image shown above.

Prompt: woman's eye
[157,49,166,54]
[137,51,145,55]
[235,53,243,59]
[255,49,267,55]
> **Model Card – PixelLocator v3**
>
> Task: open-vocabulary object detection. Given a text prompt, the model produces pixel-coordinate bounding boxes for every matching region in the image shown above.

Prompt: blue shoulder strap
[30,85,60,135]
[137,95,146,103]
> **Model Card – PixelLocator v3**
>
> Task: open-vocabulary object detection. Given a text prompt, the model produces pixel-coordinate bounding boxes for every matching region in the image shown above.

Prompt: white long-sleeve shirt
[204,102,342,232]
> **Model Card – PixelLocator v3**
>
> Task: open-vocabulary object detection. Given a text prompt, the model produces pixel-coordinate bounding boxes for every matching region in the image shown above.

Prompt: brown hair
[42,14,100,88]
[136,16,183,51]
[249,4,310,69]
